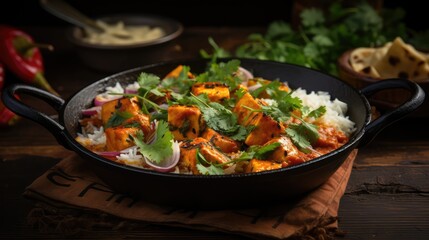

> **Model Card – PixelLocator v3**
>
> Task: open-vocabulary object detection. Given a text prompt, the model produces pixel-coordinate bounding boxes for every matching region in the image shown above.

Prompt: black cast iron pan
[2,59,425,209]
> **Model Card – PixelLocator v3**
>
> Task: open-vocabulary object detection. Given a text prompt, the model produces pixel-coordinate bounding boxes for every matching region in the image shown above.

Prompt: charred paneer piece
[244,159,282,173]
[101,97,153,141]
[245,113,285,146]
[179,137,231,174]
[101,97,141,126]
[105,126,139,151]
[191,82,230,102]
[233,92,285,146]
[164,65,195,79]
[233,92,261,126]
[168,105,205,141]
[265,136,304,167]
[201,128,240,153]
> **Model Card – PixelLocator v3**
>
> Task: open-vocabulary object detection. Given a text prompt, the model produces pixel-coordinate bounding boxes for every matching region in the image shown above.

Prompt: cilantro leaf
[133,120,173,163]
[237,142,281,160]
[161,65,195,94]
[301,8,325,27]
[200,37,232,59]
[286,122,319,153]
[105,111,133,128]
[185,94,246,139]
[196,59,241,90]
[138,72,161,90]
[260,105,290,123]
[196,149,224,175]
[305,106,326,119]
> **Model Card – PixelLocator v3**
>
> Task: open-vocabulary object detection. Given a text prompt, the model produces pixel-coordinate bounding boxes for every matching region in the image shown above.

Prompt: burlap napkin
[23,149,357,239]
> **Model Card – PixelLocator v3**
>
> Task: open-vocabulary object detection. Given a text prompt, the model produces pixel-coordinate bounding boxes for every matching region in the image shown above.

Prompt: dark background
[0,0,426,30]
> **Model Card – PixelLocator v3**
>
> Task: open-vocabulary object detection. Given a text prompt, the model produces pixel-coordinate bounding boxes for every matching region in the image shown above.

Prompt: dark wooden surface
[1,27,428,239]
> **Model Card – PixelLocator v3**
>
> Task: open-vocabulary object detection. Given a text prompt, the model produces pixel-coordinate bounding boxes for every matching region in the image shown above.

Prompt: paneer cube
[178,137,230,174]
[101,97,141,126]
[233,92,261,126]
[265,136,303,167]
[201,128,240,153]
[244,159,282,173]
[164,65,195,79]
[244,114,285,146]
[168,105,205,141]
[126,114,153,142]
[191,82,230,102]
[105,126,139,151]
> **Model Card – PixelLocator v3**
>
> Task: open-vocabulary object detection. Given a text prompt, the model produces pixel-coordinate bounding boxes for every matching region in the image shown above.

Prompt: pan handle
[357,79,425,148]
[1,84,71,149]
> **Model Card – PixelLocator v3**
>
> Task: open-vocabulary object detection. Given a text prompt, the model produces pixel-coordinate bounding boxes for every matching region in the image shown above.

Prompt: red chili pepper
[0,25,58,95]
[0,62,20,127]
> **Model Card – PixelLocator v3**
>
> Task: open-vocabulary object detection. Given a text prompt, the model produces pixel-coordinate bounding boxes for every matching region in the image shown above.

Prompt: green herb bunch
[201,0,426,76]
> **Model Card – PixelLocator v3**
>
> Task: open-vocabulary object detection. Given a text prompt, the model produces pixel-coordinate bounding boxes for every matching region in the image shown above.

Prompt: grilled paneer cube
[168,105,205,141]
[101,97,141,126]
[233,92,261,126]
[245,113,285,146]
[101,97,153,142]
[164,65,195,79]
[265,136,303,167]
[201,128,240,153]
[179,137,231,174]
[105,126,139,151]
[244,159,282,173]
[191,82,230,102]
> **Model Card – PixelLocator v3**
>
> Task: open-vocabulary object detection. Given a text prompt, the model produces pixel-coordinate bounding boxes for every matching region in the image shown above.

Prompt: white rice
[77,125,106,146]
[117,147,144,167]
[291,88,356,136]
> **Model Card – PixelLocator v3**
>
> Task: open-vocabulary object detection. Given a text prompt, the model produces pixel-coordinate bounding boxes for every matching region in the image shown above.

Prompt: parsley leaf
[133,120,173,163]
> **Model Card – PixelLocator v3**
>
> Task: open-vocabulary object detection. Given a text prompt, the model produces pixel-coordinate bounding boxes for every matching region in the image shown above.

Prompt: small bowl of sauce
[68,14,183,72]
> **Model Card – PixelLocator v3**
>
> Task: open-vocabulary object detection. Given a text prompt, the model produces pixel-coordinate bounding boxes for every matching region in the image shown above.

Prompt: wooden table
[1,27,428,239]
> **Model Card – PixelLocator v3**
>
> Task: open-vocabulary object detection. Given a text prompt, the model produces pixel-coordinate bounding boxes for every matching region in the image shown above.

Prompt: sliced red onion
[96,151,121,157]
[247,82,262,92]
[124,88,138,94]
[158,103,168,110]
[144,141,180,173]
[237,67,254,82]
[94,94,122,106]
[125,82,140,94]
[146,120,158,144]
[82,106,101,116]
